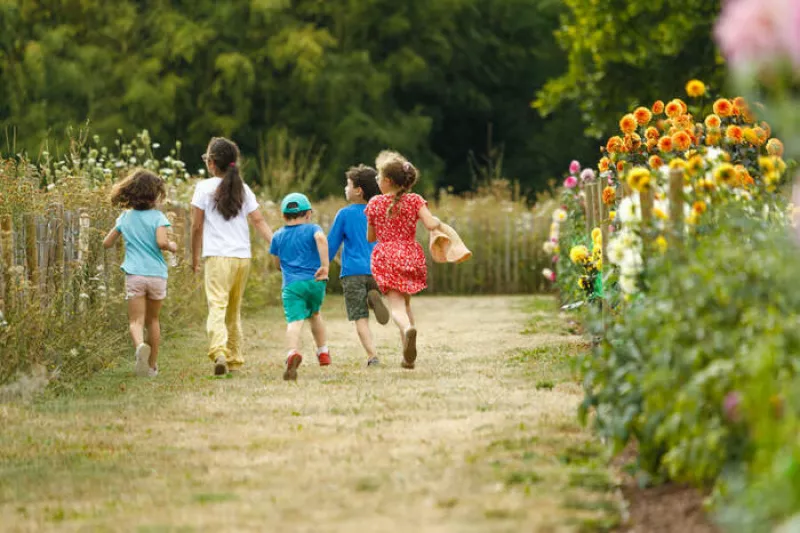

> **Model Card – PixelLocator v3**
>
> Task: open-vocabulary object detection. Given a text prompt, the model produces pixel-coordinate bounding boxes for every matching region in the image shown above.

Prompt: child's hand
[168,241,178,253]
[314,266,329,281]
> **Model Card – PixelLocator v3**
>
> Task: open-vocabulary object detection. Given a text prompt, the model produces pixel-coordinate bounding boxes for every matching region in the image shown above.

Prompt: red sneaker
[317,351,331,366]
[283,353,303,381]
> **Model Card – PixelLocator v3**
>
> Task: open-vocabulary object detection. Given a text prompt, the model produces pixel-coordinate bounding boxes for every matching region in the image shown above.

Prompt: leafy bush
[580,211,800,489]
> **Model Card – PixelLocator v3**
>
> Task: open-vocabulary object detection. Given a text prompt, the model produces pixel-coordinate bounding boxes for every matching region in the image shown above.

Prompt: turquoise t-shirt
[116,209,171,279]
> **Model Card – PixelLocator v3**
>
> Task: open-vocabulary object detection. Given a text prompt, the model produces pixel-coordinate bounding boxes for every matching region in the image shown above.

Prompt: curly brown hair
[376,151,418,217]
[109,169,165,210]
[345,164,380,201]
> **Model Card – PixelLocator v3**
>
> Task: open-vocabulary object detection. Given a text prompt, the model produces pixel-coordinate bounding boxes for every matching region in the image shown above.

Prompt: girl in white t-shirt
[191,137,273,376]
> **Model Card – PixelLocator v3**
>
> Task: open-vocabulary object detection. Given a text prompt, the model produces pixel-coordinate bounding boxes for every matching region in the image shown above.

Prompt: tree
[534,0,726,139]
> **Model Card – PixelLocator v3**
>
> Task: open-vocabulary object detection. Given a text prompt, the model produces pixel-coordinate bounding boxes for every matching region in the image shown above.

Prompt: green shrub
[580,212,800,490]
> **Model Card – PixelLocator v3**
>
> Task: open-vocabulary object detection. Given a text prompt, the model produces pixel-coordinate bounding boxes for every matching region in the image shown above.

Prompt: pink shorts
[125,275,167,301]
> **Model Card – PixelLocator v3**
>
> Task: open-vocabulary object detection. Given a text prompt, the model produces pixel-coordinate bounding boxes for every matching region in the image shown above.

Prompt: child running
[270,193,331,381]
[103,169,176,377]
[366,151,442,369]
[191,137,273,376]
[327,165,391,367]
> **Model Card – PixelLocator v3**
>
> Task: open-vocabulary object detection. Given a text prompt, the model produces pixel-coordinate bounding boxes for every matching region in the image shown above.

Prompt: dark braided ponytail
[207,137,244,220]
[377,152,418,217]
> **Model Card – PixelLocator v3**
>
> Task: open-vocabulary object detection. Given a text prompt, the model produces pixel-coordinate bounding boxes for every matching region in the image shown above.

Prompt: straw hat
[429,223,472,264]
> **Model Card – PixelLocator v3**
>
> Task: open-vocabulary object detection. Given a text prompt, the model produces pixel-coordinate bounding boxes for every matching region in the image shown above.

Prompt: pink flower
[569,160,581,175]
[552,255,559,264]
[581,168,596,182]
[564,176,578,189]
[723,391,742,422]
[608,225,615,233]
[715,0,800,71]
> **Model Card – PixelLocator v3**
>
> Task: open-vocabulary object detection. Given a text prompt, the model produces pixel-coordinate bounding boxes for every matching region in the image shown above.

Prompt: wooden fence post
[668,168,685,250]
[586,183,597,236]
[0,215,12,315]
[24,214,39,292]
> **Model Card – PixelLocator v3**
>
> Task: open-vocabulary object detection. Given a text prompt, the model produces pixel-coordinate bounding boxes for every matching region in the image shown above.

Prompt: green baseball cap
[281,192,313,214]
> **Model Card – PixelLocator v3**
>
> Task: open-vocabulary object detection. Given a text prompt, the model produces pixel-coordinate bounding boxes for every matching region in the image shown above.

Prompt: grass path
[1,295,619,532]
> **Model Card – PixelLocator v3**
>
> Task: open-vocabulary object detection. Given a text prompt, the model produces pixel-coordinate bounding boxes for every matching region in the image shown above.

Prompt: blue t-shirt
[327,204,375,278]
[270,224,323,287]
[116,209,171,279]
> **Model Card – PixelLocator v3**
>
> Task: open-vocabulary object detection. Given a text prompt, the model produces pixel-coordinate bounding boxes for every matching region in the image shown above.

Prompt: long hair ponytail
[207,137,244,220]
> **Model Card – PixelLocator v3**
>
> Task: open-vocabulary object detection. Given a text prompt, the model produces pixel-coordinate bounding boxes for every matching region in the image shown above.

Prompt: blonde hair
[376,150,418,217]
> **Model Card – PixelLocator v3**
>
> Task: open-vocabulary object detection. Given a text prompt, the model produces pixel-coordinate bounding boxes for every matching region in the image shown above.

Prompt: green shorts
[282,279,327,323]
[341,275,379,321]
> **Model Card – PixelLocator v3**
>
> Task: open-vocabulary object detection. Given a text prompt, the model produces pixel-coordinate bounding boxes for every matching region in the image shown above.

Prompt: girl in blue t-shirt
[103,169,176,377]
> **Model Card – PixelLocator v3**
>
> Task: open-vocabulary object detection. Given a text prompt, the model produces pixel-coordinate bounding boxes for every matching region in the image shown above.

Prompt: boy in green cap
[270,193,330,381]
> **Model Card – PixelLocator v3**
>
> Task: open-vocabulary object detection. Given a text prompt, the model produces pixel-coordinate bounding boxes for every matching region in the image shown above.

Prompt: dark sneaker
[368,290,390,325]
[283,353,303,381]
[367,357,380,367]
[317,351,331,366]
[402,327,417,369]
[214,356,228,376]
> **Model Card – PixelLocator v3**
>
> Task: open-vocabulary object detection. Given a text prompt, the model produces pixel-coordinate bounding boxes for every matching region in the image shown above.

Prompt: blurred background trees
[0,0,725,197]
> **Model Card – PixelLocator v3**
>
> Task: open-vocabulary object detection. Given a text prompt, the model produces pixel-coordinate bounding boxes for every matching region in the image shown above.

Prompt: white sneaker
[135,344,151,377]
[147,366,158,378]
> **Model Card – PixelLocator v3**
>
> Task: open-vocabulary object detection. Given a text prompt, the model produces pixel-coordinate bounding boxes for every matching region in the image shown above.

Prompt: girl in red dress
[366,151,442,369]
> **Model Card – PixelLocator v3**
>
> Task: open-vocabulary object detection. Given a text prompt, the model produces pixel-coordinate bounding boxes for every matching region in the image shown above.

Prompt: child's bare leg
[405,294,415,327]
[309,312,327,348]
[286,321,304,353]
[355,318,377,360]
[387,290,411,333]
[145,299,163,369]
[128,297,146,348]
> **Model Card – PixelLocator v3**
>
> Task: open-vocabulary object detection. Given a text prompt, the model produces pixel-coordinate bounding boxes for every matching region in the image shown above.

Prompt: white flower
[47,183,55,191]
[152,143,161,149]
[543,241,556,254]
[607,238,625,265]
[79,293,90,300]
[552,208,568,223]
[618,249,643,276]
[618,196,641,225]
[115,161,124,168]
[129,157,137,164]
[70,348,79,357]
[705,147,725,162]
[619,275,638,294]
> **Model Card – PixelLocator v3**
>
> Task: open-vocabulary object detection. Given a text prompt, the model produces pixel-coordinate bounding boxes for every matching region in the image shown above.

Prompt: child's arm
[327,212,344,263]
[248,209,273,245]
[419,205,442,232]
[190,206,204,273]
[314,229,330,281]
[156,226,178,253]
[103,227,120,249]
[367,223,376,243]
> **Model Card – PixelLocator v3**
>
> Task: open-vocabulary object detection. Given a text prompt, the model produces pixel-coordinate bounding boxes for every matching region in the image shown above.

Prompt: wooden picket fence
[0,198,550,325]
[583,168,685,324]
[0,205,192,324]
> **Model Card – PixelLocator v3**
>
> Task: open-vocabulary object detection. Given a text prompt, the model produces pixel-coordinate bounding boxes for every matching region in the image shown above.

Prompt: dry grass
[0,295,619,532]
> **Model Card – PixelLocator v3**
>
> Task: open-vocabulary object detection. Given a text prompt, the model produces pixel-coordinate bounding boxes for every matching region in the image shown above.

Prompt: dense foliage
[0,0,595,197]
[535,0,726,138]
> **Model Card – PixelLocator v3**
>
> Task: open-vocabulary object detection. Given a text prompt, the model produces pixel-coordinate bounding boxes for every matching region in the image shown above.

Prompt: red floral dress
[365,193,428,295]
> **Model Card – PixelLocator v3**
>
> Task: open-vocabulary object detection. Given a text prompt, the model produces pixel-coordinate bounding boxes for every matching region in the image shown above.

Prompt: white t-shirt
[191,178,259,258]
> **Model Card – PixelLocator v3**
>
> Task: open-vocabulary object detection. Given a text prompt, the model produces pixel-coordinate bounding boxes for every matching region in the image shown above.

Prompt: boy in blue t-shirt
[270,193,330,381]
[328,165,390,367]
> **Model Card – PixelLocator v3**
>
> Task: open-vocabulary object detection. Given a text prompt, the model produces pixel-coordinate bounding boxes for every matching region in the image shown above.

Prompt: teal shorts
[282,279,327,323]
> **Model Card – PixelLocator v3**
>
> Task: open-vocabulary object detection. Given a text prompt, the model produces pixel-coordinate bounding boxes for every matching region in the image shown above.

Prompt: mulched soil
[614,448,720,533]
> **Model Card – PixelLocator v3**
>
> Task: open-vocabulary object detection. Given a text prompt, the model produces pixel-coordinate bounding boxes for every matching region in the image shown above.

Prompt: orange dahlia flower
[726,125,744,143]
[606,136,624,154]
[620,113,637,134]
[672,131,692,152]
[665,99,683,118]
[713,99,733,117]
[599,157,611,172]
[704,114,722,129]
[652,100,665,114]
[645,126,660,140]
[658,136,674,152]
[648,155,664,169]
[602,186,616,205]
[634,107,653,126]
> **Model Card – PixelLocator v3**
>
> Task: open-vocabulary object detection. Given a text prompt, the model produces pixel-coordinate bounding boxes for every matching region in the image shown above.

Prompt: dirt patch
[614,448,719,533]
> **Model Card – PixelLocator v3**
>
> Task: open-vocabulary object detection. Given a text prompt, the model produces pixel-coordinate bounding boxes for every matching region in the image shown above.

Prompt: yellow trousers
[204,257,251,368]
